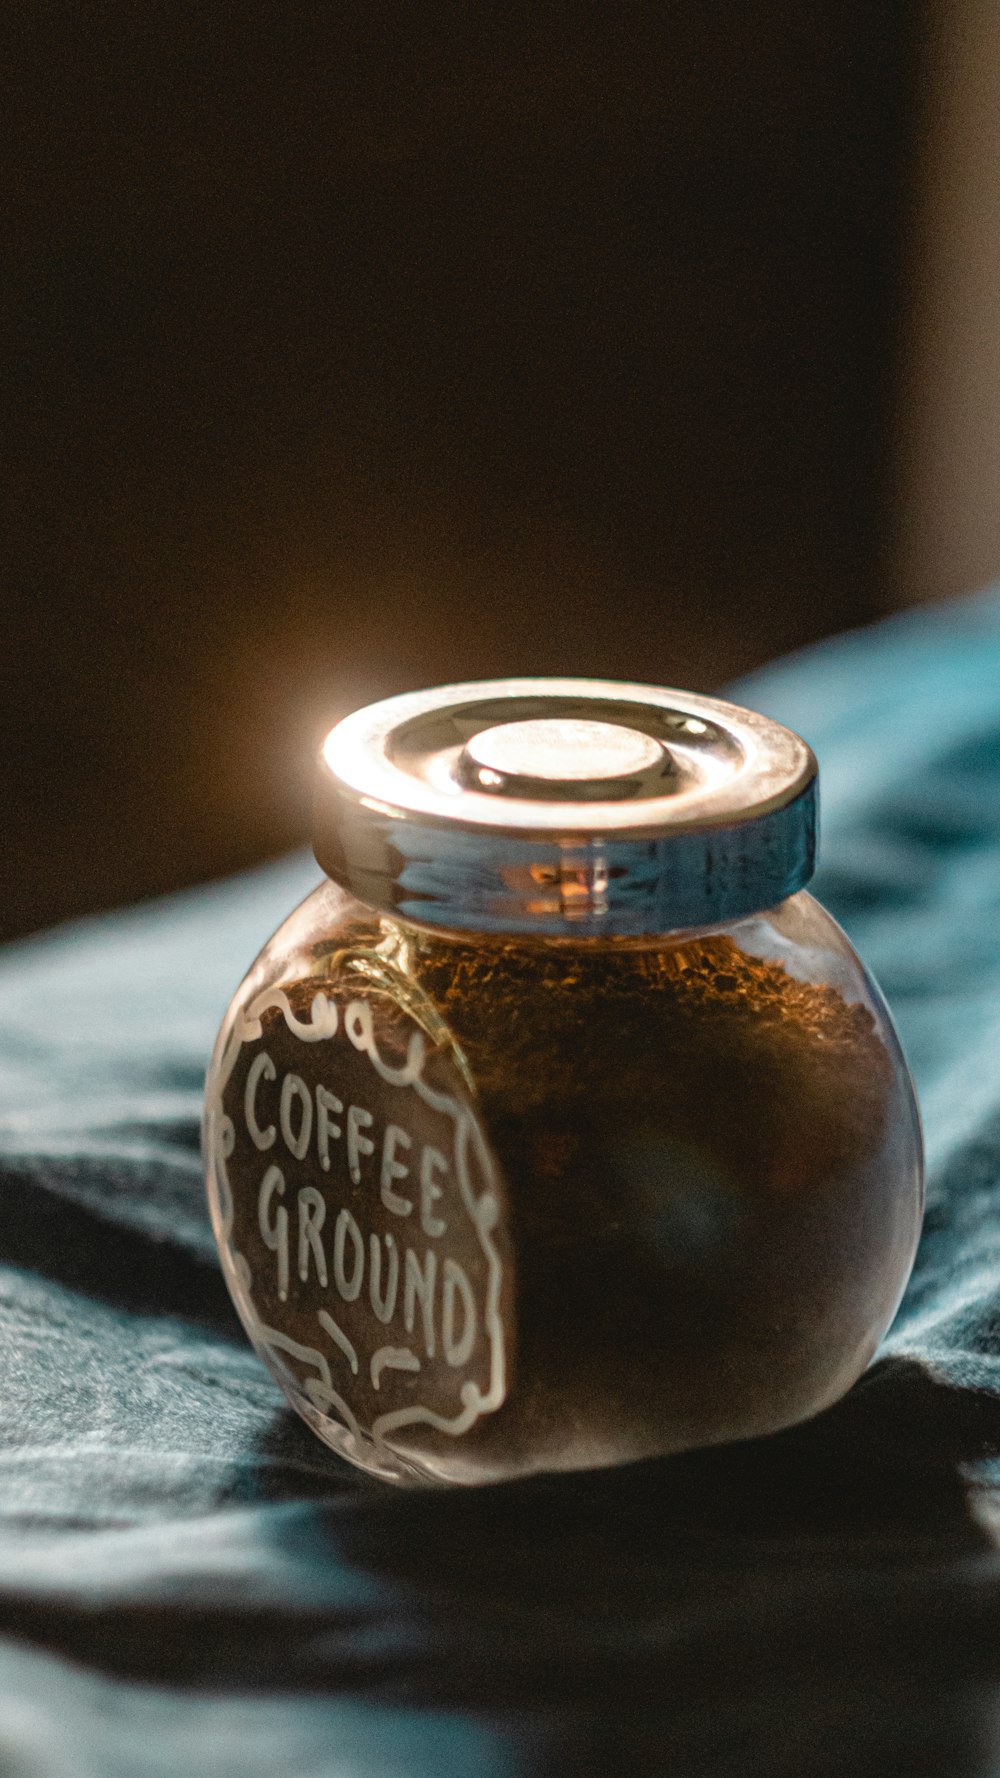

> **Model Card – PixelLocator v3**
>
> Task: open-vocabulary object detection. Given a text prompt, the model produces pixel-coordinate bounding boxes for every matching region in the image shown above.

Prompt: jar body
[203,879,923,1485]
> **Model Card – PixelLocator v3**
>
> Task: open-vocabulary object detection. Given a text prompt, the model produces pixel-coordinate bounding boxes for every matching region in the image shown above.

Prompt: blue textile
[3,589,1000,1776]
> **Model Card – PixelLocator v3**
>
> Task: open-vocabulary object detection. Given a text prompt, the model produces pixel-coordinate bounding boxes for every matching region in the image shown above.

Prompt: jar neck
[321,874,803,955]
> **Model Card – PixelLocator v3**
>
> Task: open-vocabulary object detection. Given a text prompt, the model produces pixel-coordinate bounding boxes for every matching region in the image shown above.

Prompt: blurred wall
[4,5,918,944]
[891,2,1000,606]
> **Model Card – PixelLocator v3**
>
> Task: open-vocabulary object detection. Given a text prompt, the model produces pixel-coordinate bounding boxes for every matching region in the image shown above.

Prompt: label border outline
[206,981,507,1456]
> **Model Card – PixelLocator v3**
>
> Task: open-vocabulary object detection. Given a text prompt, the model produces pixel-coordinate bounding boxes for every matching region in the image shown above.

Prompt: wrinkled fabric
[3,590,1000,1776]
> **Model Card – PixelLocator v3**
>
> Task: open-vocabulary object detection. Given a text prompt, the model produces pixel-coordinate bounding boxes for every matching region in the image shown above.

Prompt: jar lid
[314,678,818,936]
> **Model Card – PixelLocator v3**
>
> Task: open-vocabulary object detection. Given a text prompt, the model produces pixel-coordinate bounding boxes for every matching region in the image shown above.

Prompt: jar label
[207,974,510,1463]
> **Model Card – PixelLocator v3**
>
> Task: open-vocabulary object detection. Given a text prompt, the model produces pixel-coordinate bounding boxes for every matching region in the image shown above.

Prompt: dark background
[4,4,922,945]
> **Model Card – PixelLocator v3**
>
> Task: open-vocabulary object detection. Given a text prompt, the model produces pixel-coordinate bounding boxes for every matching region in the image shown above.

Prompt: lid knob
[459,717,674,801]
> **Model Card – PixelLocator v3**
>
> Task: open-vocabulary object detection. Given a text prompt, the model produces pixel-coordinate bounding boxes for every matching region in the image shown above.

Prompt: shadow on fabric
[4,1357,1000,1777]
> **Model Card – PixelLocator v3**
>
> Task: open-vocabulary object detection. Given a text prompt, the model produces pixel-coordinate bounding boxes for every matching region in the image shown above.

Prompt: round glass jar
[203,679,924,1485]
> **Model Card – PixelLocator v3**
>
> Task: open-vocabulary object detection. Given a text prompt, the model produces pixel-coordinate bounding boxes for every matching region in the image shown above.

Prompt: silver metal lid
[314,678,818,936]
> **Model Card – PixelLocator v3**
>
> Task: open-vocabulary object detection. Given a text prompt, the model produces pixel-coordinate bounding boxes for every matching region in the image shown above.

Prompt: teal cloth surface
[3,590,1000,1775]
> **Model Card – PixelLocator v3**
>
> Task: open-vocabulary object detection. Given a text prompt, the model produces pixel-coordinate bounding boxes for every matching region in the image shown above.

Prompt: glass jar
[203,679,924,1485]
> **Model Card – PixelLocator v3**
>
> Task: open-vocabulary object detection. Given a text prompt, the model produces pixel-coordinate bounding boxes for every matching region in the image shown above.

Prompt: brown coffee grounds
[411,928,892,1214]
[397,924,910,1474]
